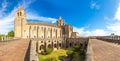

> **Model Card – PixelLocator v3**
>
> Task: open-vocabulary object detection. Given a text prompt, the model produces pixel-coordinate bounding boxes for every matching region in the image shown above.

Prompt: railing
[0,37,15,42]
[96,36,120,44]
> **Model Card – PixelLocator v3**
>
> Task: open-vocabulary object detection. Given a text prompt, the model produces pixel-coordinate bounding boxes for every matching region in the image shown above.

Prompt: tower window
[20,12,22,16]
[17,13,19,16]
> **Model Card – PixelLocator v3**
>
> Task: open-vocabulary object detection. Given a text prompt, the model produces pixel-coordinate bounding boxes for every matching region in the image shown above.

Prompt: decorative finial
[18,6,24,10]
[59,16,62,20]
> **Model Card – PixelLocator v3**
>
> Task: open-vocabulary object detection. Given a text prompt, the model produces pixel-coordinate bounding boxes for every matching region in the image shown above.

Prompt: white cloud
[0,0,8,18]
[73,27,85,36]
[90,1,100,9]
[90,29,107,36]
[107,22,120,31]
[73,27,108,36]
[27,12,57,23]
[2,0,7,9]
[0,7,16,34]
[105,3,120,35]
[107,22,120,35]
[114,3,120,21]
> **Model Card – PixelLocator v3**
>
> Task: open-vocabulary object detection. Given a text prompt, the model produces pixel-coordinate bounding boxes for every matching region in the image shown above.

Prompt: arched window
[59,43,61,47]
[48,44,52,48]
[17,12,19,16]
[20,12,22,16]
[54,44,57,48]
[70,43,72,47]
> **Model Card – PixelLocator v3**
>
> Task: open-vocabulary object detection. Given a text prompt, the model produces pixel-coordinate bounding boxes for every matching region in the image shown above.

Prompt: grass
[38,49,67,61]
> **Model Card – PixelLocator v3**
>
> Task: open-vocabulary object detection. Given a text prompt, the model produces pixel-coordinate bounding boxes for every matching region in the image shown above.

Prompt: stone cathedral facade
[14,7,87,53]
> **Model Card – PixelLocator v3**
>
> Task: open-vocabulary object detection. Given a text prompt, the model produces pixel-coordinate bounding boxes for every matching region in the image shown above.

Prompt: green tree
[66,48,75,60]
[74,45,81,52]
[7,30,14,37]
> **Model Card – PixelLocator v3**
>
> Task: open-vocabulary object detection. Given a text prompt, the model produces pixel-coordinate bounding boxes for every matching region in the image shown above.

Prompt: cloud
[107,22,120,31]
[114,3,120,21]
[105,3,120,35]
[90,1,100,10]
[73,27,108,36]
[1,0,7,9]
[73,27,85,36]
[0,0,8,18]
[0,7,16,34]
[107,22,120,35]
[26,12,57,23]
[0,0,57,34]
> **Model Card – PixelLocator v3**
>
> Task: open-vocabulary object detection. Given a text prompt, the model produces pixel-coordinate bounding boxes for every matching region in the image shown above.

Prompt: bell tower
[57,16,64,27]
[14,7,27,38]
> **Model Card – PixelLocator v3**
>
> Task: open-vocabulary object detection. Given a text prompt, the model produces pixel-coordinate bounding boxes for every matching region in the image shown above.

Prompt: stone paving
[0,39,30,61]
[90,39,120,61]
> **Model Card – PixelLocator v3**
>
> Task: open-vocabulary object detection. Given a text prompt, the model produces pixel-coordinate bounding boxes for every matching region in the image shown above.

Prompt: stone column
[51,29,52,38]
[44,28,46,39]
[1,36,3,41]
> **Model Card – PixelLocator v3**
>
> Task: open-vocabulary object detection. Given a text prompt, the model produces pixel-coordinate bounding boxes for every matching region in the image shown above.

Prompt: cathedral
[14,7,79,39]
[14,7,87,53]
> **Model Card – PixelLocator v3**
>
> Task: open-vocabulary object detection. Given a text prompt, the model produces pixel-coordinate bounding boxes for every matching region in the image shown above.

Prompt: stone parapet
[85,39,94,61]
[30,40,38,61]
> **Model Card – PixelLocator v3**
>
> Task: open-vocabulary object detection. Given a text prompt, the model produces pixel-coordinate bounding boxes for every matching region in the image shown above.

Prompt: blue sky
[0,0,120,36]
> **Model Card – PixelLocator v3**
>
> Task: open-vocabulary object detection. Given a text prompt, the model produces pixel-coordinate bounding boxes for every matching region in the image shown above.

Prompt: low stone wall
[0,37,21,42]
[0,37,14,42]
[96,36,120,44]
[29,40,38,61]
[85,39,94,61]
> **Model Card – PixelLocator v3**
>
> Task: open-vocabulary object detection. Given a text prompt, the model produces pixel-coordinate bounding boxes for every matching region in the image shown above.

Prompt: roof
[27,22,54,26]
[26,22,60,28]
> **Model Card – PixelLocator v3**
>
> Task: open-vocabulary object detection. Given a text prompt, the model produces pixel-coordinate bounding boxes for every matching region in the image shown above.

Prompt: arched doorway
[59,43,61,47]
[70,43,72,47]
[48,44,52,48]
[54,44,57,48]
[40,45,44,50]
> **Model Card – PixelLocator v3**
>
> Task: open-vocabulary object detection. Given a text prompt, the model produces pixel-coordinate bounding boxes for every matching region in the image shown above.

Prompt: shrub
[44,57,56,61]
[41,51,47,55]
[66,48,74,60]
[79,50,85,59]
[46,48,53,54]
[41,48,53,55]
[59,56,64,60]
[74,45,81,52]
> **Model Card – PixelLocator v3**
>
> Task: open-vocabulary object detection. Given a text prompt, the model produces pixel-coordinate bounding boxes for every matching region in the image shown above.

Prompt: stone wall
[0,37,14,42]
[30,40,38,61]
[85,39,94,61]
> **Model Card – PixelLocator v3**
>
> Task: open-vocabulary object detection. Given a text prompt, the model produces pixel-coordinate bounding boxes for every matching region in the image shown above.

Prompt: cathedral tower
[14,7,27,38]
[57,16,64,27]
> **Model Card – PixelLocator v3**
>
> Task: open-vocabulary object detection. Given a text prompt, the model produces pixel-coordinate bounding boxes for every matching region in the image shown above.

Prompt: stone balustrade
[0,36,17,42]
[96,35,120,44]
